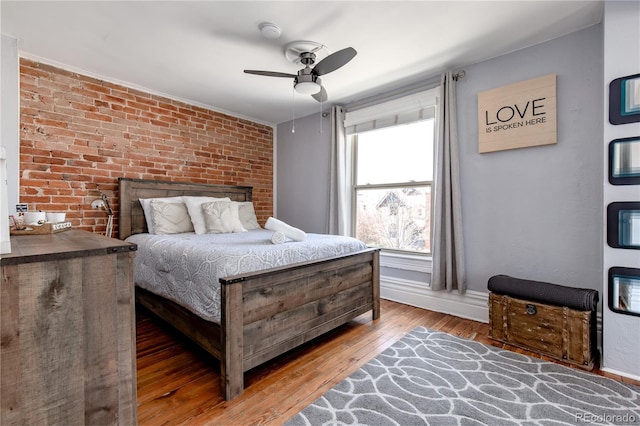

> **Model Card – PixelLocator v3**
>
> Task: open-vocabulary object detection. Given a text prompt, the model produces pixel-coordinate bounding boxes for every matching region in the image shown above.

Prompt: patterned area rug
[286,327,640,426]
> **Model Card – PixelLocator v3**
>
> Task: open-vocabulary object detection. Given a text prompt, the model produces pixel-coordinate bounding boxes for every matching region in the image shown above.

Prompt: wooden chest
[489,293,597,370]
[489,292,597,370]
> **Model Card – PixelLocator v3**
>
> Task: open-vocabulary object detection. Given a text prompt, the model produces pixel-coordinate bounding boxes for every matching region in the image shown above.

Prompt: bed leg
[221,282,244,400]
[372,250,380,320]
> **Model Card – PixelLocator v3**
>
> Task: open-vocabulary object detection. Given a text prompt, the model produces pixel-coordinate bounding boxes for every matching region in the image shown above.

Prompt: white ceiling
[1,1,603,125]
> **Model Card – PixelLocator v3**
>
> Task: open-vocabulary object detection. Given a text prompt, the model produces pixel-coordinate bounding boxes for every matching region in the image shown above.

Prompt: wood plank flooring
[136,299,639,425]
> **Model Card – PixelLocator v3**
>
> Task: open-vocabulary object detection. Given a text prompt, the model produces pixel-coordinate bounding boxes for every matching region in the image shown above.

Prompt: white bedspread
[126,230,368,323]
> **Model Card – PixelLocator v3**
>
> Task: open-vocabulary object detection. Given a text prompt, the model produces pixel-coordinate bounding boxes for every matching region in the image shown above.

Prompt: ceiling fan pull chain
[291,87,296,133]
[319,99,323,134]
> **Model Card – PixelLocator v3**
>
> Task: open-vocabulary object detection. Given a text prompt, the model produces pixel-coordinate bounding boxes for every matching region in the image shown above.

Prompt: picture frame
[609,73,640,125]
[609,136,640,185]
[608,267,640,317]
[607,202,640,250]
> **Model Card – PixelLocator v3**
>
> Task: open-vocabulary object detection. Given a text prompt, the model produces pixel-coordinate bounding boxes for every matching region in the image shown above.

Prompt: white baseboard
[380,275,489,323]
[600,367,640,382]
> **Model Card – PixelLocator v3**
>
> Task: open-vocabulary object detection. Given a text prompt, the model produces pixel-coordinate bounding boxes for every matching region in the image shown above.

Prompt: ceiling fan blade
[312,86,328,103]
[244,70,296,78]
[312,47,357,76]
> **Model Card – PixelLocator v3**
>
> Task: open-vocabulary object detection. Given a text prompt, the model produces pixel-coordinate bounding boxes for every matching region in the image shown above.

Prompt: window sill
[380,250,432,274]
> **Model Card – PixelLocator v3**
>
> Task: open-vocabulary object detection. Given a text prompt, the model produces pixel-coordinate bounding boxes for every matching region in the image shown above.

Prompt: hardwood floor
[136,299,639,425]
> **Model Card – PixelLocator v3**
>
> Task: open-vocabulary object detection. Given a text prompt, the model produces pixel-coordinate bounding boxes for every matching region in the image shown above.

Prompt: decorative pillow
[149,200,194,234]
[183,196,231,234]
[202,201,244,234]
[139,196,184,233]
[229,202,247,232]
[235,201,261,230]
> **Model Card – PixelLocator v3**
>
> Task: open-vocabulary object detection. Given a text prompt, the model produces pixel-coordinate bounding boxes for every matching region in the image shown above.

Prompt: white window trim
[380,250,432,274]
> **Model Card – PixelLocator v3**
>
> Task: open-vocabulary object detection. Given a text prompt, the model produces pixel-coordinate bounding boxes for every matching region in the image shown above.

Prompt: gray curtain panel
[327,105,348,236]
[431,71,466,293]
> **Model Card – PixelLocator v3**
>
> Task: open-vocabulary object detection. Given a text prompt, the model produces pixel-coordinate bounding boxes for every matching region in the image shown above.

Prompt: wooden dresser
[1,230,138,425]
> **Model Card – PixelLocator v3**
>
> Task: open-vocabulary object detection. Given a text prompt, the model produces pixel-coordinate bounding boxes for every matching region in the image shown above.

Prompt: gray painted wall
[276,112,332,233]
[457,24,603,292]
[277,24,604,294]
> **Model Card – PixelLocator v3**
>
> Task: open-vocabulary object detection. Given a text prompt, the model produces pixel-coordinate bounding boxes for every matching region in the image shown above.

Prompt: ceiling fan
[244,45,357,102]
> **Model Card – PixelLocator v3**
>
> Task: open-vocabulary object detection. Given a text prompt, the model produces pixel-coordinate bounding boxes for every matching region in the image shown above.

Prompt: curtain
[327,105,348,235]
[431,71,466,293]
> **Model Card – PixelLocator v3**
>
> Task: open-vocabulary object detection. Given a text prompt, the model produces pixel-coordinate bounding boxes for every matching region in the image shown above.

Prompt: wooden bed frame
[118,178,380,400]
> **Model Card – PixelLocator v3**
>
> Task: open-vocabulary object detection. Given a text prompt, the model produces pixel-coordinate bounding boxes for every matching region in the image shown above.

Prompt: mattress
[126,229,368,323]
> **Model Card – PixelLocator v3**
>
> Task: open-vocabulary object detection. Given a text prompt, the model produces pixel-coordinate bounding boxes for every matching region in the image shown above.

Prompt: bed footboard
[220,248,380,400]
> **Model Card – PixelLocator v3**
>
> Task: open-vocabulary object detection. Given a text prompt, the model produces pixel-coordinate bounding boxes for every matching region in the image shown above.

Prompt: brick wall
[19,59,273,235]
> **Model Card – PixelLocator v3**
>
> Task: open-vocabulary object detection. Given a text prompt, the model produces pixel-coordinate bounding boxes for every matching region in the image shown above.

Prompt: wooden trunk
[1,230,138,425]
[489,292,597,370]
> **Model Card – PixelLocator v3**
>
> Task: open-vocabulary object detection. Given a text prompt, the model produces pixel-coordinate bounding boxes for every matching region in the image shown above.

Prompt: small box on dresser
[1,230,138,425]
[487,275,599,370]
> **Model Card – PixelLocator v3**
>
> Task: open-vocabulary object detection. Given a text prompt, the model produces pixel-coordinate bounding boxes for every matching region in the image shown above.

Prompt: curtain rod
[453,70,466,81]
[346,69,466,112]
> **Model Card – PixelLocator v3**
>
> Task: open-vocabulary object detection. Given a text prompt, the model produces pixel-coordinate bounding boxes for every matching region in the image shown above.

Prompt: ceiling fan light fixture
[258,22,281,39]
[295,81,321,95]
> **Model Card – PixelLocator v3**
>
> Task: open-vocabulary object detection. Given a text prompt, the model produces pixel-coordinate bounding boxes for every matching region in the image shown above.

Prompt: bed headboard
[118,178,253,240]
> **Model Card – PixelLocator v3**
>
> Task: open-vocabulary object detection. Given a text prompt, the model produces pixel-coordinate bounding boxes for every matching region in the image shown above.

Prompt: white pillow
[202,200,244,234]
[235,201,261,230]
[183,196,231,234]
[230,202,248,232]
[149,200,194,234]
[139,196,184,234]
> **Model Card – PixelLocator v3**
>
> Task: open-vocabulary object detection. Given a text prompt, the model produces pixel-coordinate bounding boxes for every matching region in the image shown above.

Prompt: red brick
[84,112,113,122]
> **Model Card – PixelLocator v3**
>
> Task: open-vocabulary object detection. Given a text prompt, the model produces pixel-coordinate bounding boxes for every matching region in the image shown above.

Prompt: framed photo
[608,267,640,317]
[607,202,640,250]
[609,136,640,185]
[609,73,640,125]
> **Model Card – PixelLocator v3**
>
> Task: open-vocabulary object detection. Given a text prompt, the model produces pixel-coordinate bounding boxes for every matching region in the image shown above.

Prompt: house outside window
[345,88,438,255]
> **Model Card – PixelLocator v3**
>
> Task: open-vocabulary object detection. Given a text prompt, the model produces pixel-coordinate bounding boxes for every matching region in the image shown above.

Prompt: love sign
[478,74,557,153]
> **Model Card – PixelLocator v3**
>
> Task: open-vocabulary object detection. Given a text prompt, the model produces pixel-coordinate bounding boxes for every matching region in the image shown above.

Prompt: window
[345,88,438,255]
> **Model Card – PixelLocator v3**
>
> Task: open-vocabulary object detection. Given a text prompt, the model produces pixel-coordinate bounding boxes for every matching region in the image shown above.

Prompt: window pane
[356,119,434,185]
[355,186,431,253]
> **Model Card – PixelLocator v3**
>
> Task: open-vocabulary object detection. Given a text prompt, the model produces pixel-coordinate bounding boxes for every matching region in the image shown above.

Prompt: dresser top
[1,229,137,266]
